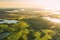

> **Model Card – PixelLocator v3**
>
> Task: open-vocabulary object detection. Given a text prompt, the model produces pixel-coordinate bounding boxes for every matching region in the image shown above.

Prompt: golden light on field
[43,17,60,23]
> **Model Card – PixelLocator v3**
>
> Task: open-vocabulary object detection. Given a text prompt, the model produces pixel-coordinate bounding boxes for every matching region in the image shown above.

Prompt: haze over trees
[0,8,60,40]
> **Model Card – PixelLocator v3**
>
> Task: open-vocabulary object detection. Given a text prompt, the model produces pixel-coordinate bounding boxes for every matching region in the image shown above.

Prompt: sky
[0,0,60,10]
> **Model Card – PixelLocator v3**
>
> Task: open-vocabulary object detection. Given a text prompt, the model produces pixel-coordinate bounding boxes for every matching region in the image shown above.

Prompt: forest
[0,8,60,40]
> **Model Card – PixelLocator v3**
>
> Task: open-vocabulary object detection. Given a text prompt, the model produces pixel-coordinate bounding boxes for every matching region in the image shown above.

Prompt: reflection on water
[43,17,60,23]
[0,19,19,24]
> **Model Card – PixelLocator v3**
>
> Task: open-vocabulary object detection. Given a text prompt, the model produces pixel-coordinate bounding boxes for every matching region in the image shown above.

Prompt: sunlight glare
[43,17,60,23]
[0,0,60,11]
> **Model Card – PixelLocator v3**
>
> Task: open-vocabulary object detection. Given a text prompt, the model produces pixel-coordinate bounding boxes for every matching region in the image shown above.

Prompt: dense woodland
[0,8,60,40]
